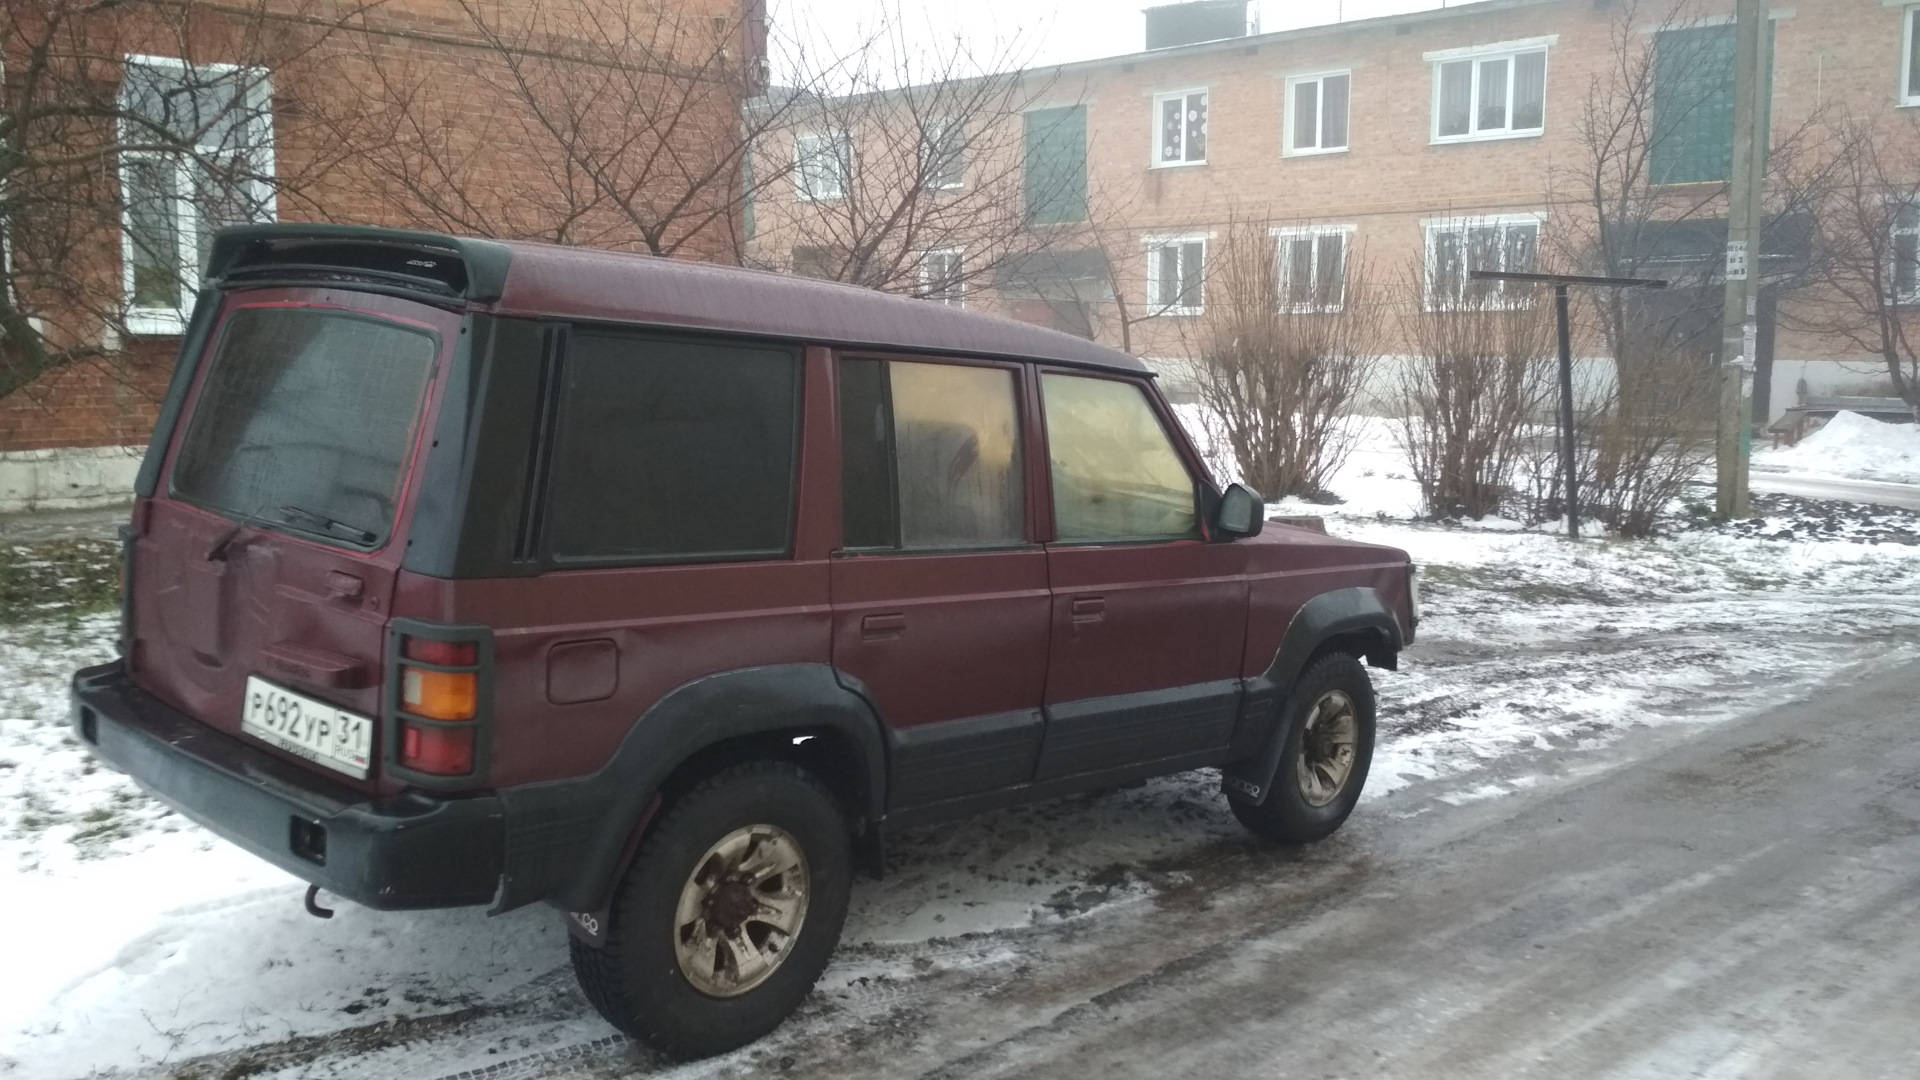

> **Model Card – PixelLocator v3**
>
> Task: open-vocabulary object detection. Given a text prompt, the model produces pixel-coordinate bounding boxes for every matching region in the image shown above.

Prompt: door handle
[861,613,907,641]
[1069,596,1106,625]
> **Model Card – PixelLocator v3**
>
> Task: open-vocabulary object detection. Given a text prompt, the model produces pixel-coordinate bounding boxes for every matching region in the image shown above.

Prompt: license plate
[242,676,373,779]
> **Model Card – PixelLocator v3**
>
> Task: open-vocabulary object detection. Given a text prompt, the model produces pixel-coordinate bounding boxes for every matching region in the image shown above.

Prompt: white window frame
[795,130,851,202]
[1422,214,1544,311]
[1144,233,1208,316]
[1284,71,1351,157]
[1426,39,1551,144]
[1151,88,1209,168]
[1271,226,1354,312]
[924,119,966,191]
[1902,8,1920,107]
[1890,199,1920,304]
[118,54,276,336]
[921,248,964,307]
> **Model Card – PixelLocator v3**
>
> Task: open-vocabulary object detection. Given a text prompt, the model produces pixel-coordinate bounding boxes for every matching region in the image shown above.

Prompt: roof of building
[208,225,1148,375]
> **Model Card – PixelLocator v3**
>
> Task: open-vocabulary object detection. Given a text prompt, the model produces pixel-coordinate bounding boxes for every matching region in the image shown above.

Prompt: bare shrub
[1583,354,1717,536]
[1190,219,1383,501]
[1394,273,1556,520]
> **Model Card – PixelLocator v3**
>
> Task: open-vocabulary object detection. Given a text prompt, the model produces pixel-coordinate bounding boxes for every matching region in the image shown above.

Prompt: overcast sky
[776,0,1458,72]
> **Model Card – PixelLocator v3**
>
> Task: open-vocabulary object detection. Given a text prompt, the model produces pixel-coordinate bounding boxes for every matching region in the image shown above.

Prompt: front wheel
[570,760,853,1059]
[1231,653,1376,844]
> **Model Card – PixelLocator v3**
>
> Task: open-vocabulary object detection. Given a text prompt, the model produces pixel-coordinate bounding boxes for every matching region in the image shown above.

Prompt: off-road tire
[569,760,852,1059]
[1231,653,1376,844]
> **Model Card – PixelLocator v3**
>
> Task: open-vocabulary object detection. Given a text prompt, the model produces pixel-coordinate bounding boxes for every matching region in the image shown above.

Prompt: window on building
[1025,106,1088,224]
[1287,72,1350,155]
[1041,373,1197,543]
[1893,203,1920,304]
[119,56,276,334]
[1906,9,1920,106]
[839,358,1025,550]
[924,119,966,190]
[1432,44,1547,142]
[1425,217,1540,309]
[1154,89,1208,165]
[1146,237,1206,315]
[545,333,799,564]
[1275,228,1349,311]
[1650,24,1765,185]
[796,131,850,200]
[920,249,964,307]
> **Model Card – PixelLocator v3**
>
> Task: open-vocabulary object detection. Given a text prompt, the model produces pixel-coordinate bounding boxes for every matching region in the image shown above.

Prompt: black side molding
[1222,587,1404,807]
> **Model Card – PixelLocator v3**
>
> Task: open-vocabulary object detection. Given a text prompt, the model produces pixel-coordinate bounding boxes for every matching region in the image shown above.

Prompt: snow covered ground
[3,421,1919,1079]
[1755,409,1920,485]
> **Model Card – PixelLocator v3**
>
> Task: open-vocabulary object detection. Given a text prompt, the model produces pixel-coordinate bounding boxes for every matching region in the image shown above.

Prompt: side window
[545,333,798,563]
[839,358,1025,550]
[1040,373,1198,543]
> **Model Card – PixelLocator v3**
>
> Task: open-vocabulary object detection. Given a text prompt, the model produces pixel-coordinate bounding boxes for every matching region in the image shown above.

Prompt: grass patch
[0,537,119,626]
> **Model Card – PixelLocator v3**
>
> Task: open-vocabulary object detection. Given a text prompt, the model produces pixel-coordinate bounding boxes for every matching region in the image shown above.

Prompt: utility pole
[1717,0,1767,519]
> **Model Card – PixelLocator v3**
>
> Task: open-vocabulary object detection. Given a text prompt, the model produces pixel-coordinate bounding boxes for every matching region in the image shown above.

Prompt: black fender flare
[492,663,887,913]
[1221,587,1403,808]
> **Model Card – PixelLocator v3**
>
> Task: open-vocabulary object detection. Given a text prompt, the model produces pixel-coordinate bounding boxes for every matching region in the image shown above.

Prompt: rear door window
[544,332,799,564]
[1040,372,1198,543]
[170,306,439,549]
[839,358,1025,550]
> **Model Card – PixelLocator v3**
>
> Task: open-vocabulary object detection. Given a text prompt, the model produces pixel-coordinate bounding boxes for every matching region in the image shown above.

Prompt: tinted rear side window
[545,333,799,564]
[171,307,438,548]
[839,358,1025,550]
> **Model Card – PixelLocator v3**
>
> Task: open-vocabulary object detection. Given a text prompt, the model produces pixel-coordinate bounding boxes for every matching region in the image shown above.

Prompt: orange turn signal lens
[402,666,477,721]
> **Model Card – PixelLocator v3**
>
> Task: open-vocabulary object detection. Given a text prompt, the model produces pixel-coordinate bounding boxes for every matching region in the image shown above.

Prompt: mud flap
[1221,711,1296,808]
[566,908,609,948]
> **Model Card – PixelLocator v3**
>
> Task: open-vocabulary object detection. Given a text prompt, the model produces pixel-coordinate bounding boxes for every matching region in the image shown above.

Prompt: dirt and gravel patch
[0,536,119,626]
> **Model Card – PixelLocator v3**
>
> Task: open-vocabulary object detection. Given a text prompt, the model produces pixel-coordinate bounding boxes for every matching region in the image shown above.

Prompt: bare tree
[1539,0,1832,533]
[752,15,1094,302]
[317,0,812,258]
[0,0,364,402]
[1549,0,1831,401]
[1799,114,1920,414]
[1186,216,1384,501]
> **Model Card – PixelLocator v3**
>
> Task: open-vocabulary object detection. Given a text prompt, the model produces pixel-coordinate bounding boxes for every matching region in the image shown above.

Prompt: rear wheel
[570,760,852,1059]
[1230,653,1376,844]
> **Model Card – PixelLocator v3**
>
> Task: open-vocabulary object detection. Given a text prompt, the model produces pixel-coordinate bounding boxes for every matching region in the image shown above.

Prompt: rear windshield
[170,306,439,548]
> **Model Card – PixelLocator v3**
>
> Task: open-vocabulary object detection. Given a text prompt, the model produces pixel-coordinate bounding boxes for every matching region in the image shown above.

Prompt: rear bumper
[71,660,504,910]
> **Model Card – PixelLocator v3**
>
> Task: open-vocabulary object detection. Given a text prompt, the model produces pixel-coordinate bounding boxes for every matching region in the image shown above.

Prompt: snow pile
[1759,410,1920,484]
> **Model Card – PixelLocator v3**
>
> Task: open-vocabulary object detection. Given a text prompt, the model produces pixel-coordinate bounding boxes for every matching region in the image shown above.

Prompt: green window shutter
[1024,106,1087,225]
[1651,23,1773,185]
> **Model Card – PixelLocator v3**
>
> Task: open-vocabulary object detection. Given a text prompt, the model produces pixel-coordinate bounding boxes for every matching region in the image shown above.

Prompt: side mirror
[1215,482,1265,538]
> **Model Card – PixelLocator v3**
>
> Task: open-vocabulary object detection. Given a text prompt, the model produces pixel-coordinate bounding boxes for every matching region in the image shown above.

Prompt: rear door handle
[1069,596,1106,625]
[861,613,907,641]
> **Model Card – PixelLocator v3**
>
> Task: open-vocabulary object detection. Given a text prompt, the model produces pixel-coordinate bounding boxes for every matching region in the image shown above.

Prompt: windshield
[169,306,438,548]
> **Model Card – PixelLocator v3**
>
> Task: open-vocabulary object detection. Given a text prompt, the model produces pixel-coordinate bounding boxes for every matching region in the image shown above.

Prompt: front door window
[1040,373,1197,542]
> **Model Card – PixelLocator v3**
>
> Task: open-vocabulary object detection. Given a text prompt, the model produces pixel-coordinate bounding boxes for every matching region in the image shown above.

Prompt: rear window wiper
[277,504,378,545]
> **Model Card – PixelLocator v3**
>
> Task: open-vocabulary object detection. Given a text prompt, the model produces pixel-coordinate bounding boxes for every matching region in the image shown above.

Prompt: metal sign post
[1467,270,1667,539]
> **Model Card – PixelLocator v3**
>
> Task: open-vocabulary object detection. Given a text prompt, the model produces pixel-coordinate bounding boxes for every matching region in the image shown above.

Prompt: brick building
[750,0,1910,416]
[0,0,757,509]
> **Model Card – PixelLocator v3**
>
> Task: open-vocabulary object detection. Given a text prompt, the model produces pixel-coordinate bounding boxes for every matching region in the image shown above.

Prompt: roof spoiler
[205,225,514,304]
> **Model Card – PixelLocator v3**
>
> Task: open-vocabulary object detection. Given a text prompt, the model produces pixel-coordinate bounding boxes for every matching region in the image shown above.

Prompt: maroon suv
[71,224,1416,1058]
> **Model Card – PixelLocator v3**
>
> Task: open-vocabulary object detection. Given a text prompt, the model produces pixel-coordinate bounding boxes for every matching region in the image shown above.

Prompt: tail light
[387,621,492,786]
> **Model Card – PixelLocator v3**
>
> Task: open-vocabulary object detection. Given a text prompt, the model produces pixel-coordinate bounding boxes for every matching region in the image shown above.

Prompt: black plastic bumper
[70,661,504,910]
